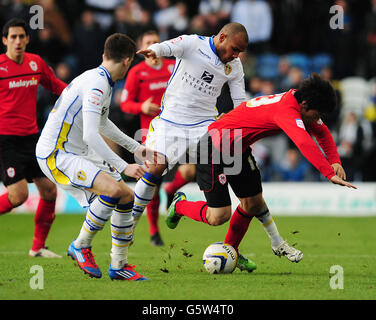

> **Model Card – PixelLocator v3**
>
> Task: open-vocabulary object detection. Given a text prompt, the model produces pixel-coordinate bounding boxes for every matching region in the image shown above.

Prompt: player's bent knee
[8,191,28,208]
[206,207,231,226]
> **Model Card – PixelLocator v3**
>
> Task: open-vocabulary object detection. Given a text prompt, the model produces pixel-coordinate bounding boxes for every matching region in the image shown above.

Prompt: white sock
[74,196,118,248]
[132,172,160,228]
[256,207,283,248]
[110,203,134,269]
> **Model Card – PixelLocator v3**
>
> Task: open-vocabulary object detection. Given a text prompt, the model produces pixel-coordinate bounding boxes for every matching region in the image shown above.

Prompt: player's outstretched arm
[329,175,357,189]
[136,49,157,59]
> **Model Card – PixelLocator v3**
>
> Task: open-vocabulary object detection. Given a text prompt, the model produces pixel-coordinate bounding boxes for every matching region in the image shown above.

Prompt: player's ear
[26,35,30,45]
[2,36,7,47]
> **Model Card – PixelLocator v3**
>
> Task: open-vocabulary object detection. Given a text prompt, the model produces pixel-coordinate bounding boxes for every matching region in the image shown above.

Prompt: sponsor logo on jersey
[77,170,86,181]
[149,81,167,90]
[29,61,38,71]
[169,36,182,44]
[198,48,211,60]
[317,119,323,125]
[167,64,174,73]
[296,118,306,130]
[218,173,227,185]
[0,66,8,72]
[224,64,232,75]
[7,167,15,178]
[8,78,38,89]
[182,71,219,97]
[201,71,214,84]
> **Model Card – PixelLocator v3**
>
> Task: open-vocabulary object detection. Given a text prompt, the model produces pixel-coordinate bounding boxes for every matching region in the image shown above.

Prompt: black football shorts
[196,133,262,208]
[0,134,45,186]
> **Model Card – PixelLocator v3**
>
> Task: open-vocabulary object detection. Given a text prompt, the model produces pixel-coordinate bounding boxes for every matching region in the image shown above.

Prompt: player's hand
[331,163,346,180]
[123,163,145,180]
[137,49,157,59]
[141,97,160,116]
[134,145,165,167]
[330,175,357,189]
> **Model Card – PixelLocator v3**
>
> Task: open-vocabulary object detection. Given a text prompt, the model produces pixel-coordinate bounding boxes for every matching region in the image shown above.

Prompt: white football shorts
[145,117,211,173]
[37,149,122,207]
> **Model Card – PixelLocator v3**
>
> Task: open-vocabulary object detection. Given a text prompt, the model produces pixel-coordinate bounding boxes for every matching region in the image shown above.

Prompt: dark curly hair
[294,73,337,115]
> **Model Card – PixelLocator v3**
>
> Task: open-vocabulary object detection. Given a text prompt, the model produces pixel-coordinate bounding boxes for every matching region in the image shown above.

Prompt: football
[202,242,238,274]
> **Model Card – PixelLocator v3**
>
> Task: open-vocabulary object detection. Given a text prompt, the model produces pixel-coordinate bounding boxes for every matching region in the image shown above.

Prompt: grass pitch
[0,213,375,300]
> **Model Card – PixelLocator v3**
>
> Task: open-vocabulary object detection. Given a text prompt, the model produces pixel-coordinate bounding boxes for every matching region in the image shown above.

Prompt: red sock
[146,193,160,235]
[224,206,253,251]
[0,193,13,215]
[175,200,209,224]
[32,199,56,251]
[164,170,188,195]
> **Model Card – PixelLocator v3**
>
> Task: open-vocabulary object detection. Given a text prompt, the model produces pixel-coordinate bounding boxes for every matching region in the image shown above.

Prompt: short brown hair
[104,33,136,62]
[2,18,28,38]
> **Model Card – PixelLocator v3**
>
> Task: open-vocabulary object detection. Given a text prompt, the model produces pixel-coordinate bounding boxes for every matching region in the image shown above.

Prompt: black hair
[2,18,28,38]
[104,33,136,63]
[294,73,337,114]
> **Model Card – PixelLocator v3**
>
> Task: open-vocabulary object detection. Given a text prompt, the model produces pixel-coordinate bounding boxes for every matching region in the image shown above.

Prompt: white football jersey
[36,66,139,173]
[149,34,247,125]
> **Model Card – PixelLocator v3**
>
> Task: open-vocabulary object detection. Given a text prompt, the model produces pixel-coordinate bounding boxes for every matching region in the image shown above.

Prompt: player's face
[141,34,161,66]
[216,33,247,64]
[301,103,323,124]
[2,27,29,61]
[120,56,133,78]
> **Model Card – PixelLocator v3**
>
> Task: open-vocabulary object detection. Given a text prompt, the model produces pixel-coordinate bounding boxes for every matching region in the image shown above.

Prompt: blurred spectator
[36,0,71,48]
[153,0,189,41]
[1,0,30,25]
[31,23,66,66]
[247,76,262,98]
[71,9,105,74]
[193,0,233,35]
[239,50,257,89]
[330,0,358,79]
[362,0,376,79]
[108,2,155,40]
[231,0,273,53]
[337,111,365,180]
[270,0,304,54]
[271,147,311,181]
[278,66,303,91]
[85,0,123,31]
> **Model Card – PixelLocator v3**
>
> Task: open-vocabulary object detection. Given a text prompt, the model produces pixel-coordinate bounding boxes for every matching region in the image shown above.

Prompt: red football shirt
[209,90,340,180]
[120,58,174,142]
[0,52,67,136]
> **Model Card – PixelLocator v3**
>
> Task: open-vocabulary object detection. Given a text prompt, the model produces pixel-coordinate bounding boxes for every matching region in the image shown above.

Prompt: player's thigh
[33,176,57,201]
[145,118,190,173]
[227,149,263,201]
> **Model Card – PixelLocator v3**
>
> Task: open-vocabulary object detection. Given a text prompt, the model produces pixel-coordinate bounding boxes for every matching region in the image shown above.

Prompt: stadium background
[0,0,375,215]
